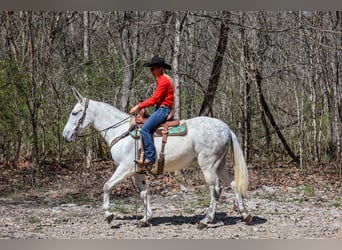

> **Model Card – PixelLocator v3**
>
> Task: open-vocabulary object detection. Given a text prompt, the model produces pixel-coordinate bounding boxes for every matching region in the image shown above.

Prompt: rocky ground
[1,183,341,239]
[0,162,341,239]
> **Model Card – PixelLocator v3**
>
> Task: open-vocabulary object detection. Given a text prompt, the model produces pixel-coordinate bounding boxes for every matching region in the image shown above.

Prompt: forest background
[0,11,341,187]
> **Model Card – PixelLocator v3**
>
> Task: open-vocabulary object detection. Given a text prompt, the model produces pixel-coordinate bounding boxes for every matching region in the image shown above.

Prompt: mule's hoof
[197,222,208,230]
[243,214,253,225]
[105,213,114,224]
[137,220,149,228]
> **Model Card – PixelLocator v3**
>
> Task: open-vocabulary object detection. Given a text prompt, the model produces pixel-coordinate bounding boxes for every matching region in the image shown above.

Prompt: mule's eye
[72,110,81,116]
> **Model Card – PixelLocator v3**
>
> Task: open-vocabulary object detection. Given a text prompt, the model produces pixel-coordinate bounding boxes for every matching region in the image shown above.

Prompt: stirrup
[134,159,155,175]
[134,163,154,174]
[134,159,151,167]
[134,157,150,174]
[135,166,148,174]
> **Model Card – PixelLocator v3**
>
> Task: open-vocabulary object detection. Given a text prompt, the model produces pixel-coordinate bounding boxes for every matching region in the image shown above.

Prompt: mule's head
[63,87,93,142]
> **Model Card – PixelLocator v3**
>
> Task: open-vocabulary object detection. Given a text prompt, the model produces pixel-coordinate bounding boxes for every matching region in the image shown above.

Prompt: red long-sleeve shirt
[138,74,174,109]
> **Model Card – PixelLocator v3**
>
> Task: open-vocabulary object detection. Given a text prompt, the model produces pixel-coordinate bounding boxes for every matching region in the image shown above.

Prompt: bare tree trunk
[120,11,134,112]
[238,13,252,161]
[172,12,181,120]
[172,12,187,120]
[296,12,305,168]
[255,12,272,155]
[308,13,320,162]
[252,64,299,164]
[172,12,187,176]
[293,78,304,168]
[157,11,173,52]
[199,11,230,116]
[27,12,40,185]
[294,23,306,170]
[83,11,89,64]
[309,70,319,162]
[333,54,342,162]
[338,12,342,164]
[254,69,271,156]
[6,12,20,64]
[331,11,342,162]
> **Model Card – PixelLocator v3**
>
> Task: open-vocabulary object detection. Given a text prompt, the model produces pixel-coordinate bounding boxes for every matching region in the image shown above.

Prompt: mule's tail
[231,131,249,196]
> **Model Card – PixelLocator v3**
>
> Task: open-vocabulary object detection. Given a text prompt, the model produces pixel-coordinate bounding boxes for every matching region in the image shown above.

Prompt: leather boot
[134,159,154,174]
[134,158,151,167]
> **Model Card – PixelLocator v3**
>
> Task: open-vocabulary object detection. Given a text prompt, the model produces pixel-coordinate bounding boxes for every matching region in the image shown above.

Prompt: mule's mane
[91,100,128,118]
[87,100,130,133]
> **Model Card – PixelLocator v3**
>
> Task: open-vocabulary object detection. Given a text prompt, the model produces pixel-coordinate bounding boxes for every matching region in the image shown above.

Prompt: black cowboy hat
[143,56,172,70]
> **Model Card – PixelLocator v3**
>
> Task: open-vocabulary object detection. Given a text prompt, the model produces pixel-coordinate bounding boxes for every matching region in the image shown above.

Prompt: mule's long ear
[71,86,85,104]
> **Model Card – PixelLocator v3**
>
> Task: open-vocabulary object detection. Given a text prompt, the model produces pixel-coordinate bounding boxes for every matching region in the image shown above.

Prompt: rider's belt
[158,105,171,109]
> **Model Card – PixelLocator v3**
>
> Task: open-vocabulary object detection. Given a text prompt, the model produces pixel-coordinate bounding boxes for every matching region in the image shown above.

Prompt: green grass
[34,224,43,231]
[78,192,92,203]
[330,197,341,208]
[197,194,211,207]
[292,184,315,203]
[60,192,93,204]
[28,215,41,224]
[14,180,25,191]
[181,192,211,213]
[61,193,74,204]
[53,218,70,224]
[292,197,305,203]
[174,175,184,183]
[303,184,315,196]
[110,200,135,214]
[183,205,195,214]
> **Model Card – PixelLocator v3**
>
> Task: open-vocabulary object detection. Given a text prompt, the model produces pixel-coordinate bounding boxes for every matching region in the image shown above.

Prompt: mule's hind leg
[197,177,221,229]
[231,181,252,223]
[134,173,152,227]
[197,152,224,229]
[217,162,252,224]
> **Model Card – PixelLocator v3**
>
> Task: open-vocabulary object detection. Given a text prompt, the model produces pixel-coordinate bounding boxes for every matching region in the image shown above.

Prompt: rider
[129,56,174,170]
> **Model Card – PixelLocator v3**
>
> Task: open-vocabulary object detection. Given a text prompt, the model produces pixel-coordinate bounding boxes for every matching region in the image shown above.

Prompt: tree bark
[172,12,187,119]
[83,11,90,64]
[119,11,134,112]
[238,13,252,161]
[252,64,299,164]
[5,12,20,64]
[199,11,230,116]
[331,11,342,162]
[157,11,173,52]
[27,12,40,185]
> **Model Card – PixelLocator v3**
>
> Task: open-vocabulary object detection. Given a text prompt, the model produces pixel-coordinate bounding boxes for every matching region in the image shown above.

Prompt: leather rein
[75,98,132,148]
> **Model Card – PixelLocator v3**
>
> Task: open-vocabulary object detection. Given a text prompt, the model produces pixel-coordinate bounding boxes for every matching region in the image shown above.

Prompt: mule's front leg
[103,183,114,224]
[102,164,134,224]
[135,174,152,227]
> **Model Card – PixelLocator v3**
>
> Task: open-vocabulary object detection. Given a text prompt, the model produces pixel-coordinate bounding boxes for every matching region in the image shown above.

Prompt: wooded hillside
[0,11,341,185]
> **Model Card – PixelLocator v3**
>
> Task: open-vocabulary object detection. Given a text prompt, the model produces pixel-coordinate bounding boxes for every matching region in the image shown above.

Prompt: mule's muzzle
[62,129,77,142]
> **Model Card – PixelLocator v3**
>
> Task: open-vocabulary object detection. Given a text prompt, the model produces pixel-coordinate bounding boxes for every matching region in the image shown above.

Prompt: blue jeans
[140,106,171,163]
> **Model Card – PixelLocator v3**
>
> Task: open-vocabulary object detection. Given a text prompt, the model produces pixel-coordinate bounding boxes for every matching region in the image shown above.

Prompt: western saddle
[132,108,180,175]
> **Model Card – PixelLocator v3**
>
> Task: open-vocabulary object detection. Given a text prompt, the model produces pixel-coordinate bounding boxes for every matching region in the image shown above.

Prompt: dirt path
[1,183,341,239]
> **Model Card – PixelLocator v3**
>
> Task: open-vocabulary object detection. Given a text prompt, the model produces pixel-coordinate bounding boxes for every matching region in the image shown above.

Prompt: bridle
[74,98,132,141]
[75,98,90,135]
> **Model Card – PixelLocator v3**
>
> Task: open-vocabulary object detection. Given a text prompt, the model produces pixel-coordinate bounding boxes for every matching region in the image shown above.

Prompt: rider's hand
[129,105,139,115]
